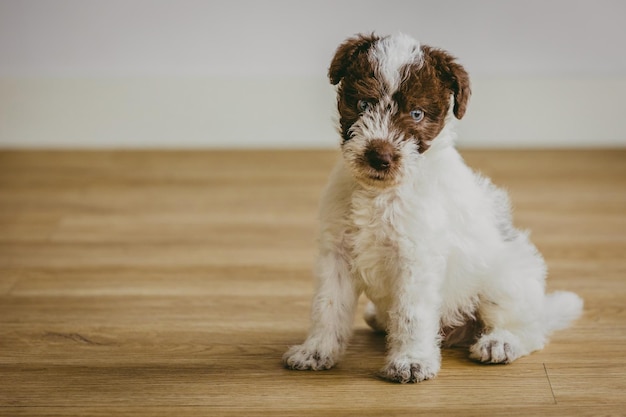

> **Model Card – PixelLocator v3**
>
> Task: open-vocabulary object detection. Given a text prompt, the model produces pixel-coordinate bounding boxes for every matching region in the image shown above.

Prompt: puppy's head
[329,33,470,189]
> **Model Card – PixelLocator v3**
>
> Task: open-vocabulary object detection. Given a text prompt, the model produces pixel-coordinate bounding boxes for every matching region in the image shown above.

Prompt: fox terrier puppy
[283,33,583,383]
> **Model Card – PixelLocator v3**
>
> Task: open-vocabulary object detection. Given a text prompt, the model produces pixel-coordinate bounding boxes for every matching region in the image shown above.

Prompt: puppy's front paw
[282,344,336,371]
[470,334,520,364]
[379,357,440,384]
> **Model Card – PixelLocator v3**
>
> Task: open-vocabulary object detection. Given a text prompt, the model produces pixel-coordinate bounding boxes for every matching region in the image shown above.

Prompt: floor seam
[543,363,558,405]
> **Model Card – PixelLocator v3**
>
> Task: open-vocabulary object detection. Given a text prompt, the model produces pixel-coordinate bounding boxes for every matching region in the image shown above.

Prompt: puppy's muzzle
[364,139,398,172]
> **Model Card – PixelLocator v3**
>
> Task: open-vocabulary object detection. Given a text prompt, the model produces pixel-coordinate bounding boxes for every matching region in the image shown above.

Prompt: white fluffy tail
[543,291,584,334]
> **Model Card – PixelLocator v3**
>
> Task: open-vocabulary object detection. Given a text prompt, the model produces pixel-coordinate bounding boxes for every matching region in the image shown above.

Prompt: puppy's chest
[347,191,414,288]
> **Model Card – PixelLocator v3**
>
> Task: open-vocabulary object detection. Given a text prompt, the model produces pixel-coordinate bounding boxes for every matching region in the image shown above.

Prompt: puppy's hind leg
[470,235,549,364]
[471,290,583,364]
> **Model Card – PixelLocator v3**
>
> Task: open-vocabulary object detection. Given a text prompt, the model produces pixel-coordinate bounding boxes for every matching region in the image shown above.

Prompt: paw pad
[282,345,335,371]
[379,361,438,383]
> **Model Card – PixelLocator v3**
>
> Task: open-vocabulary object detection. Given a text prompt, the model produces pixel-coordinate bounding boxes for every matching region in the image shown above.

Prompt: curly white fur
[283,33,583,383]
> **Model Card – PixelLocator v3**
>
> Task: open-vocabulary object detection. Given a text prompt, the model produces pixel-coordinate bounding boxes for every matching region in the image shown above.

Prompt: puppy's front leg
[380,266,442,383]
[283,249,359,371]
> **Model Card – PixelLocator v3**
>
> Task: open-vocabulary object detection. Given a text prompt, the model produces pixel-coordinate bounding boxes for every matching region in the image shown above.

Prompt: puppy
[283,33,583,383]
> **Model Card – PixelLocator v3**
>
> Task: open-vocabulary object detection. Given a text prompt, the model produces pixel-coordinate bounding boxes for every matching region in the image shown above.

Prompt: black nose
[365,148,393,171]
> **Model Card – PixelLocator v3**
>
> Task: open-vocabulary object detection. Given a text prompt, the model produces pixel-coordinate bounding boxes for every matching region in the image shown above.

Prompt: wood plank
[0,150,624,416]
[0,406,622,417]
[0,363,555,409]
[0,269,20,295]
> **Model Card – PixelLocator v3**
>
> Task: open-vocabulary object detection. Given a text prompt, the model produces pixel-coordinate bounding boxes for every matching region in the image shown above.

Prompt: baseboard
[1,76,624,149]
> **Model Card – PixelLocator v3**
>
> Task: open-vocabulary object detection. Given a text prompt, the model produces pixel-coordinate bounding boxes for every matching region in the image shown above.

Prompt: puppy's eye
[410,109,425,122]
[357,99,371,112]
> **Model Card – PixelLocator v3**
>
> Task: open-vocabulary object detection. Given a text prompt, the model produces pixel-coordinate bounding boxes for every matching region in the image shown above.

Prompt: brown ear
[328,33,379,85]
[422,46,471,119]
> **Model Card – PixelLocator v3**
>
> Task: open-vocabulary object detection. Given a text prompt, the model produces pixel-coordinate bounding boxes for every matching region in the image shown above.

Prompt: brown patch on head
[421,46,471,120]
[391,60,450,152]
[328,34,383,143]
[328,33,380,86]
[329,36,470,153]
[392,46,471,152]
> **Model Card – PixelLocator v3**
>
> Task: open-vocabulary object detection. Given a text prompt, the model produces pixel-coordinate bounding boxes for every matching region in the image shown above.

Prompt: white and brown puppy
[283,33,583,383]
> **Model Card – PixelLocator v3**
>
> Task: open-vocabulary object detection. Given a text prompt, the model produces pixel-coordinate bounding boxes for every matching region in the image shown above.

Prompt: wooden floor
[0,150,625,416]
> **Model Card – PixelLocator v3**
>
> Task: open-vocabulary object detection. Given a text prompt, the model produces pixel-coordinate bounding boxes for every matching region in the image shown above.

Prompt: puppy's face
[329,34,470,189]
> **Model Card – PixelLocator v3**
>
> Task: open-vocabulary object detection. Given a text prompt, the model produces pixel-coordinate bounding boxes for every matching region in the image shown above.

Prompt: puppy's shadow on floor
[344,327,477,371]
[276,327,478,380]
[352,327,387,353]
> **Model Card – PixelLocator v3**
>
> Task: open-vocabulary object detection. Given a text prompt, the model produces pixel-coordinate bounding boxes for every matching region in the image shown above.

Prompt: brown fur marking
[329,34,471,151]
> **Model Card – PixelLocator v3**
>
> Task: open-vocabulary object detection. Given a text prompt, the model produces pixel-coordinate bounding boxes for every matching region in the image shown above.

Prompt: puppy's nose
[365,140,396,172]
[366,149,393,171]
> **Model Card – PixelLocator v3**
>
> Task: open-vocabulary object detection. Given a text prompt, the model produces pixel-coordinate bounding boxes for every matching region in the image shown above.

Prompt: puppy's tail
[543,291,584,334]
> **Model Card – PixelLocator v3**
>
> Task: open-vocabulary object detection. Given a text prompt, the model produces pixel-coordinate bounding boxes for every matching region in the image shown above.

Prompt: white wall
[1,0,625,149]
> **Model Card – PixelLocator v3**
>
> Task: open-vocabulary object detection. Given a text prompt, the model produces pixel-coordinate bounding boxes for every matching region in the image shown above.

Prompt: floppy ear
[328,33,379,85]
[422,46,471,119]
